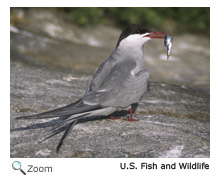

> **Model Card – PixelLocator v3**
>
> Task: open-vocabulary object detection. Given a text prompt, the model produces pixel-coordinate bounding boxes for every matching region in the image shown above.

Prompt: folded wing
[83,60,149,108]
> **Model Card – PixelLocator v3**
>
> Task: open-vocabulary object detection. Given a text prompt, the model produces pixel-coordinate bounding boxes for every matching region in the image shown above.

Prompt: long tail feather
[56,119,78,153]
[15,100,106,152]
[37,112,90,152]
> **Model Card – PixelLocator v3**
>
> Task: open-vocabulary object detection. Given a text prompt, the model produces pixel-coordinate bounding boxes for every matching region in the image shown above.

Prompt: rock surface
[10,8,210,158]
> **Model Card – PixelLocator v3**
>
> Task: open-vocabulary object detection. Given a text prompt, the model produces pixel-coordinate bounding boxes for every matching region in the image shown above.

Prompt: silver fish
[164,35,173,59]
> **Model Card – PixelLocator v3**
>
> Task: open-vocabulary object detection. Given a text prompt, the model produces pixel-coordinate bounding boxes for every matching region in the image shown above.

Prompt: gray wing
[85,49,122,95]
[83,60,149,108]
[15,99,101,119]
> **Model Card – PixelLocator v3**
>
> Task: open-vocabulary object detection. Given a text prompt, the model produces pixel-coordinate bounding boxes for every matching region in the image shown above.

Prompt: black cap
[116,24,149,47]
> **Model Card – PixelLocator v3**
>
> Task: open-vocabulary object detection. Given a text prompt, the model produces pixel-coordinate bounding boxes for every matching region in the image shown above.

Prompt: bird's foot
[110,116,121,120]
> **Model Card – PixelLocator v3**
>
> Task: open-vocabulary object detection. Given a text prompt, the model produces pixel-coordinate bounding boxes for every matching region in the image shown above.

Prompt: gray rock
[10,8,209,158]
[10,59,209,158]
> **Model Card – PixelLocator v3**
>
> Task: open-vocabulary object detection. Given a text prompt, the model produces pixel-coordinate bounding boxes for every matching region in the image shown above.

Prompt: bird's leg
[110,116,121,120]
[127,107,139,121]
[110,107,138,121]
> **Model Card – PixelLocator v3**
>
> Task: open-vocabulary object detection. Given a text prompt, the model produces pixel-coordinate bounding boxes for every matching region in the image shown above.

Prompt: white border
[4,0,219,176]
[9,0,211,7]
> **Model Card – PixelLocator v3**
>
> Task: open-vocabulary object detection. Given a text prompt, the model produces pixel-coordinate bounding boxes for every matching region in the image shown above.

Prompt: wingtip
[56,144,62,153]
[15,116,26,120]
[15,115,37,120]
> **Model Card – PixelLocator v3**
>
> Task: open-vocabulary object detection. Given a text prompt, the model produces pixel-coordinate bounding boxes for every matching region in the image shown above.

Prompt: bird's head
[116,24,170,49]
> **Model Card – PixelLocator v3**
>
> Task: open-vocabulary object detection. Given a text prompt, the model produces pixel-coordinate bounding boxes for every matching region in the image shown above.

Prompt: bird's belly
[89,107,117,116]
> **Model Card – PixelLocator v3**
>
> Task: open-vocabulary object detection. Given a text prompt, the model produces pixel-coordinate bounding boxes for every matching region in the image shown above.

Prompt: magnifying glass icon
[12,161,26,175]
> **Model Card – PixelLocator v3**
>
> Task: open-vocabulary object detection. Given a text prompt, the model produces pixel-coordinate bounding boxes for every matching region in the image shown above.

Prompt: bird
[15,24,170,152]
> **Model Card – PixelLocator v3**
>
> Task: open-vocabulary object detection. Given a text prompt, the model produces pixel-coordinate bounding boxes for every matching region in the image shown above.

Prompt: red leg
[110,116,121,120]
[127,107,139,121]
[110,107,138,121]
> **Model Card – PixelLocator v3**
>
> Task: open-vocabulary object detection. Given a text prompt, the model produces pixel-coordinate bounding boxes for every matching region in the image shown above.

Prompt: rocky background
[10,8,209,158]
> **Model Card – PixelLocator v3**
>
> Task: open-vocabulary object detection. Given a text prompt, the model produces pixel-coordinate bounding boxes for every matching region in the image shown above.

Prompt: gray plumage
[15,24,170,152]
